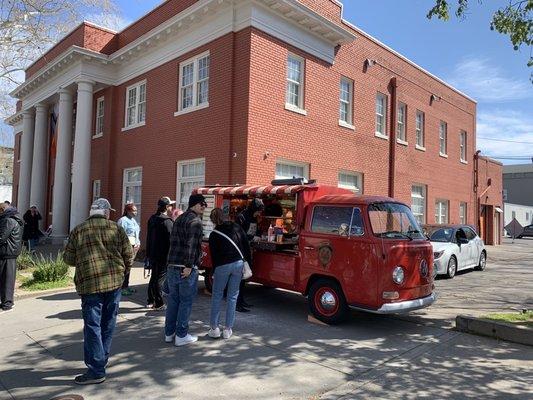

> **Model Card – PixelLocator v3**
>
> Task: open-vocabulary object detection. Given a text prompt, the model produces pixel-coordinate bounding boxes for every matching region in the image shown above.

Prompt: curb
[15,286,76,300]
[455,315,532,347]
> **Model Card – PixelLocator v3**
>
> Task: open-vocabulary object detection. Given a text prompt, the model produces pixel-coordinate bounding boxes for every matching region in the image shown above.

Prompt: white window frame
[411,184,426,224]
[122,167,142,223]
[439,121,448,157]
[339,77,354,129]
[275,159,309,180]
[375,93,388,139]
[460,130,467,163]
[176,158,206,210]
[175,51,210,116]
[435,199,449,224]
[415,110,425,150]
[396,102,407,144]
[285,54,306,115]
[338,171,362,193]
[459,202,467,224]
[94,97,104,138]
[122,80,147,131]
[92,180,101,202]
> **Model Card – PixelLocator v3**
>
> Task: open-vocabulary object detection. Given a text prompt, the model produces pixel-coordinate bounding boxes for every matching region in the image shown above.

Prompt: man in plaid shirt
[64,198,133,385]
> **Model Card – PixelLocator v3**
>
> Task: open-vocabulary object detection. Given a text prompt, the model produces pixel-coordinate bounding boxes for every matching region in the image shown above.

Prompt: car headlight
[433,251,444,259]
[392,266,405,285]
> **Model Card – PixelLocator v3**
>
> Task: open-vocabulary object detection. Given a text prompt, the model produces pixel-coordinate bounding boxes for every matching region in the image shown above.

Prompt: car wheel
[308,279,348,325]
[446,256,457,279]
[475,251,487,271]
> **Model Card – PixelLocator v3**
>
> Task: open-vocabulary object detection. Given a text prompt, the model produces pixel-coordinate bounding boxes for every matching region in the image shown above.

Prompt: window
[415,110,425,148]
[397,103,406,142]
[435,199,449,224]
[275,159,309,179]
[123,167,142,223]
[178,52,210,113]
[411,184,426,224]
[286,54,305,111]
[94,97,104,137]
[439,121,448,155]
[459,202,467,224]
[16,135,21,161]
[92,180,101,202]
[311,206,363,236]
[338,171,362,193]
[460,131,467,162]
[464,227,477,241]
[177,159,205,210]
[124,81,146,129]
[375,93,387,137]
[339,77,354,127]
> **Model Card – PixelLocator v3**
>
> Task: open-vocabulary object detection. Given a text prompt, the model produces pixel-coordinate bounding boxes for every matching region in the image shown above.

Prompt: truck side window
[311,206,353,236]
[350,208,364,236]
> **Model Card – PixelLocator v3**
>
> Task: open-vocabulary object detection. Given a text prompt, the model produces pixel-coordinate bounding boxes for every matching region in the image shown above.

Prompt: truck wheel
[308,279,348,325]
[204,270,214,293]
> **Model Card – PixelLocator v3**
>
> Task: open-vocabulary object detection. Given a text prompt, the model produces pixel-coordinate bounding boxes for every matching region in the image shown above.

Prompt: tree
[427,0,533,81]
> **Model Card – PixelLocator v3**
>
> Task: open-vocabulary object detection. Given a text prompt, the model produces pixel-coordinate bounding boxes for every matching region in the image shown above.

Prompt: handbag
[211,229,252,280]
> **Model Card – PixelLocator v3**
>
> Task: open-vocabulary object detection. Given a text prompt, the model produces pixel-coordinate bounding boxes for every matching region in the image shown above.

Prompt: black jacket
[23,210,42,241]
[145,212,173,264]
[0,208,24,259]
[209,222,252,269]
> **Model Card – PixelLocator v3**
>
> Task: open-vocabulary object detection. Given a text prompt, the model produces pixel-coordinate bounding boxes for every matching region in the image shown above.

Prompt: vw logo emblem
[419,259,429,278]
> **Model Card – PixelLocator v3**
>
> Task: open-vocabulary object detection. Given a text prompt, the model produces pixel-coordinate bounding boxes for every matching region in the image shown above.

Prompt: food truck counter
[251,238,298,253]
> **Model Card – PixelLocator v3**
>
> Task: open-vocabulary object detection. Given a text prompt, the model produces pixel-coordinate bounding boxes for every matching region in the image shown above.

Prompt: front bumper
[349,293,437,314]
[433,257,447,275]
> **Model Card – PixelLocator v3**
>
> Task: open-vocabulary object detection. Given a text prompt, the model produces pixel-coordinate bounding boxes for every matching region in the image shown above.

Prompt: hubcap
[320,291,337,311]
[449,259,456,276]
[480,254,486,269]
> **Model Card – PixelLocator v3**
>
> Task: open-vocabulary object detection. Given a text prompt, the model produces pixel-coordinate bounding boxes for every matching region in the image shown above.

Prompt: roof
[503,164,533,174]
[313,195,402,205]
[193,184,315,196]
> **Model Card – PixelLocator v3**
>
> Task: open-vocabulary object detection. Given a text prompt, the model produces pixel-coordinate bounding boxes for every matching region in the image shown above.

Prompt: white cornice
[4,111,23,126]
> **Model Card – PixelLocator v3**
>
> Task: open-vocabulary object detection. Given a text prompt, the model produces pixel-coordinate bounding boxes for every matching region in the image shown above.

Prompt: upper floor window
[178,52,210,114]
[397,102,406,142]
[375,93,387,137]
[124,81,146,129]
[94,97,104,137]
[415,110,425,148]
[338,171,362,194]
[286,54,305,112]
[460,130,467,162]
[339,77,354,127]
[439,121,448,156]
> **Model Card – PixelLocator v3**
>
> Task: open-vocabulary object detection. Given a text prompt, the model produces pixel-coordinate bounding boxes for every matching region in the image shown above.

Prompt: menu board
[201,195,216,239]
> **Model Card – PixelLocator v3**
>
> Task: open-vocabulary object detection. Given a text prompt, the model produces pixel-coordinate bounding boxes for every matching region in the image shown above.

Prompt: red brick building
[6,0,502,244]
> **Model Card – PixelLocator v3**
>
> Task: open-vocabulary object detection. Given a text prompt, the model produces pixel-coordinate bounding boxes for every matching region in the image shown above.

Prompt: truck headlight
[433,251,444,259]
[392,266,405,285]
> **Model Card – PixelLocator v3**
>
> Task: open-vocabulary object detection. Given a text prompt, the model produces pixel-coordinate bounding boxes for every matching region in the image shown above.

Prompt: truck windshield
[368,203,425,240]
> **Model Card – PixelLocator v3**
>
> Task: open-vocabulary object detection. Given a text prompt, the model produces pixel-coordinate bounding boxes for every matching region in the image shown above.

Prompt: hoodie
[145,212,174,264]
[0,208,24,258]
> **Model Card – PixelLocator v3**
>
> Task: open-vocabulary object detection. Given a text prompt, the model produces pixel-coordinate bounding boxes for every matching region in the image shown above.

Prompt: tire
[204,269,214,293]
[446,256,457,279]
[308,279,348,324]
[475,251,487,271]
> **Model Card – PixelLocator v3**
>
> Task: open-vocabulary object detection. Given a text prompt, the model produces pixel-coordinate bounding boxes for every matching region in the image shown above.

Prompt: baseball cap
[158,196,176,208]
[188,194,207,209]
[91,198,116,212]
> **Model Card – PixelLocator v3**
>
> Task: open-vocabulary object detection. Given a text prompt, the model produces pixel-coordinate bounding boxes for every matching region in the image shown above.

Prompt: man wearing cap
[164,193,207,346]
[63,198,133,385]
[145,196,175,309]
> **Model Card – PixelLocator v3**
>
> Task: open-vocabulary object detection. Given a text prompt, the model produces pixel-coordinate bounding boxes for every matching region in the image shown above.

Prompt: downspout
[228,13,237,186]
[474,150,481,234]
[388,77,397,198]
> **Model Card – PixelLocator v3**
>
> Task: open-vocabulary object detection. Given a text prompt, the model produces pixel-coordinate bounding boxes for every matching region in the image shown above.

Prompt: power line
[478,136,533,144]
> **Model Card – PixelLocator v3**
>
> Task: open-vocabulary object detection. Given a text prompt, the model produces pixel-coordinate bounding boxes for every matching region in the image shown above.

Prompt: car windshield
[430,228,454,242]
[368,202,425,239]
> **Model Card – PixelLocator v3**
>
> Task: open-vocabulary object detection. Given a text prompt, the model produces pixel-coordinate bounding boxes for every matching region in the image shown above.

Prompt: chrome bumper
[349,293,437,315]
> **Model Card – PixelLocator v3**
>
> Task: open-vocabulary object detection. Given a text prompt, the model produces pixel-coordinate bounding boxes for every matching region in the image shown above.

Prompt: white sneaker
[165,334,175,343]
[174,334,198,346]
[208,327,221,338]
[222,328,232,339]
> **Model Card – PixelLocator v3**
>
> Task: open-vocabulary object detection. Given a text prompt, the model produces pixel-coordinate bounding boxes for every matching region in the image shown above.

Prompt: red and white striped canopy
[193,185,310,196]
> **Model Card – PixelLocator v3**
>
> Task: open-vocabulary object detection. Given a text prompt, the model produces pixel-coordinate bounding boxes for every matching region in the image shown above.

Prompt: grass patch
[19,276,72,291]
[482,311,533,328]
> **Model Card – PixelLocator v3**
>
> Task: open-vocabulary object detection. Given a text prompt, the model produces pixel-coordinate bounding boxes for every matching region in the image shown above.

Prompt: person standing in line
[145,197,174,310]
[63,198,133,385]
[117,203,140,296]
[0,203,23,312]
[164,194,207,346]
[22,205,42,251]
[207,208,251,340]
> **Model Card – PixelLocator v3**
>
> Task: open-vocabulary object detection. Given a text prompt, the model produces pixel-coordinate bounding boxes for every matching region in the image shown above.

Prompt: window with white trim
[435,199,449,224]
[439,121,448,155]
[275,159,309,180]
[92,180,101,202]
[338,171,362,193]
[286,54,304,110]
[459,202,467,224]
[460,130,467,162]
[178,52,210,112]
[125,81,146,128]
[415,110,425,148]
[397,102,406,142]
[339,77,353,126]
[375,93,387,136]
[177,159,205,210]
[411,184,426,224]
[123,168,142,223]
[94,97,104,137]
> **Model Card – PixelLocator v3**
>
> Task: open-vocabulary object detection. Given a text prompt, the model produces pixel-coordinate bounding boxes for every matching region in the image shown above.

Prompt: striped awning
[194,185,310,196]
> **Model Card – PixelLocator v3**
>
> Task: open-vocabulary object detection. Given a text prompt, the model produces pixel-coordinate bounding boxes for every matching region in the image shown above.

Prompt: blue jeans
[81,288,121,378]
[164,268,199,338]
[210,260,243,329]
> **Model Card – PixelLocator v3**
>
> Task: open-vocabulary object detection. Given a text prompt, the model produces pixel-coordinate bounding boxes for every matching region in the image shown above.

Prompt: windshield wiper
[380,231,413,240]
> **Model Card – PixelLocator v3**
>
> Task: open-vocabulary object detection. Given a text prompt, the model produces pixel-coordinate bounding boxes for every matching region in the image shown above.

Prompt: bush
[17,249,37,271]
[32,253,69,283]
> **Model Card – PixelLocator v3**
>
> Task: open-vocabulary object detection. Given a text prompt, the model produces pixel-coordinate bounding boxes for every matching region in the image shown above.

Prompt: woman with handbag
[207,208,252,340]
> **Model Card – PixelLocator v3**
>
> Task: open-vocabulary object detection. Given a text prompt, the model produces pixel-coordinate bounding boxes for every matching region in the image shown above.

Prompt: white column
[29,103,49,227]
[17,110,35,213]
[51,89,74,238]
[70,80,94,229]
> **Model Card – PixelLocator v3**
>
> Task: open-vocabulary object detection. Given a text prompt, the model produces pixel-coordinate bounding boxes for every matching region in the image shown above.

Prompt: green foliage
[16,249,37,271]
[20,277,72,291]
[482,310,533,327]
[31,253,69,283]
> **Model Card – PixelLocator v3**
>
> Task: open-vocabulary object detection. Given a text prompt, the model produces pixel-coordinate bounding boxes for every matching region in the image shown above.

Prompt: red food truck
[194,179,435,324]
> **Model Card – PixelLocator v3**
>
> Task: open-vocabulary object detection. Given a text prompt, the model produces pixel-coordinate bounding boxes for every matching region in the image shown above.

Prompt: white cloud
[84,13,132,32]
[447,58,532,103]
